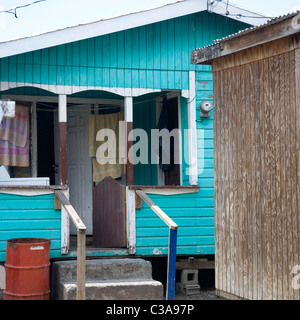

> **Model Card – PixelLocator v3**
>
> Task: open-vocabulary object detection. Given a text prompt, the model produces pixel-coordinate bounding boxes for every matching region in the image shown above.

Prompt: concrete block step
[52,258,153,282]
[51,258,164,300]
[57,280,163,300]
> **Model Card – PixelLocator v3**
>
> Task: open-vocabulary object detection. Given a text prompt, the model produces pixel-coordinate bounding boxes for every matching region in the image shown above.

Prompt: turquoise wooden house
[0,0,264,268]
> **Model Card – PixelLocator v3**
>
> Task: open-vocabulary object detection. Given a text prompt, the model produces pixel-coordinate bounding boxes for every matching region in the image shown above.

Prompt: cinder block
[180,269,199,285]
[176,269,200,295]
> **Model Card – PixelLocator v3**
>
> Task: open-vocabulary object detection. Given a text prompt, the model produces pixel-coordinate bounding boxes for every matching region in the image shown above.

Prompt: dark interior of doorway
[162,97,180,185]
[37,104,55,184]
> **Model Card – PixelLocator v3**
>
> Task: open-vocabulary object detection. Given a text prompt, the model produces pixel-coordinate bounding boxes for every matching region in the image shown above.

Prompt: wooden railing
[54,190,86,300]
[135,189,178,300]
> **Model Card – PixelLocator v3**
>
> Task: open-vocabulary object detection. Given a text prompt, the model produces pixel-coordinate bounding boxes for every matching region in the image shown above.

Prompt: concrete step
[58,280,163,300]
[51,258,163,300]
[52,258,153,282]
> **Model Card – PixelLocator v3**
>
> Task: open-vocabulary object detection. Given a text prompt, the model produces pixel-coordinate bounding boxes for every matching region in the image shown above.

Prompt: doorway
[156,93,181,186]
[67,106,93,235]
[37,104,55,184]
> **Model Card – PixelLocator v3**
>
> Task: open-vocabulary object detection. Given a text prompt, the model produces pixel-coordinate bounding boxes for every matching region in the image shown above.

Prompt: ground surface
[175,288,226,300]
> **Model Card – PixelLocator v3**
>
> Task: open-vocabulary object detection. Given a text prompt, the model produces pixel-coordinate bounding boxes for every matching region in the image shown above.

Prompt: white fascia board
[0,0,206,59]
[0,0,266,59]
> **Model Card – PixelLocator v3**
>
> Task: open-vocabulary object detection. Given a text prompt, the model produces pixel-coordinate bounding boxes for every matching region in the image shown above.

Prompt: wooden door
[67,107,93,235]
[93,176,126,247]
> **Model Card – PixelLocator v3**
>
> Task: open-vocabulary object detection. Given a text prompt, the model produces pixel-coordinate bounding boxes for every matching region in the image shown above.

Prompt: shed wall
[213,44,300,299]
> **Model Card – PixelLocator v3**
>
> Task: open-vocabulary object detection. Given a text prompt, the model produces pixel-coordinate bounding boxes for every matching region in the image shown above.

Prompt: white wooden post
[58,94,68,185]
[188,71,198,186]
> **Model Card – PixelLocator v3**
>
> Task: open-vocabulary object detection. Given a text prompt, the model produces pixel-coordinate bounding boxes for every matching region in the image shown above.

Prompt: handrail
[135,189,178,300]
[54,190,86,300]
[135,190,178,230]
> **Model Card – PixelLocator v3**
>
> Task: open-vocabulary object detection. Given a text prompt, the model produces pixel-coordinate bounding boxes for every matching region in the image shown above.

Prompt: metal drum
[4,238,51,300]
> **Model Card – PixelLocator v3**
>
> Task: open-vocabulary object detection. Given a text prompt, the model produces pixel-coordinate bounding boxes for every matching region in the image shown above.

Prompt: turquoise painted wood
[0,192,61,262]
[133,94,158,186]
[0,12,248,90]
[135,193,215,256]
[0,11,250,258]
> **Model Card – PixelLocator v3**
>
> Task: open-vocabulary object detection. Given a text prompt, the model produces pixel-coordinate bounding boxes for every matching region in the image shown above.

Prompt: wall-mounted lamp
[199,100,212,118]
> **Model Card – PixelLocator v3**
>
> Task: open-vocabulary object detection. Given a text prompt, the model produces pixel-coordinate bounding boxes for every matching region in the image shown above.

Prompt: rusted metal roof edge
[191,11,300,65]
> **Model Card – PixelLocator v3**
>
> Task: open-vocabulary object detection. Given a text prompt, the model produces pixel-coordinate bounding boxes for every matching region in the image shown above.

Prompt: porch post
[188,71,198,186]
[125,96,134,186]
[58,94,68,185]
[31,101,38,178]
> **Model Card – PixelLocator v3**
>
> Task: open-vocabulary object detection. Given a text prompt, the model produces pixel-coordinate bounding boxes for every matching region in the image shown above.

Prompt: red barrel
[4,238,51,300]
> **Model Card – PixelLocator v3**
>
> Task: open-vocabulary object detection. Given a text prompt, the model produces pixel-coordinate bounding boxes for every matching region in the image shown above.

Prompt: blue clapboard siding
[136,192,215,256]
[0,12,248,90]
[135,83,215,255]
[0,192,61,262]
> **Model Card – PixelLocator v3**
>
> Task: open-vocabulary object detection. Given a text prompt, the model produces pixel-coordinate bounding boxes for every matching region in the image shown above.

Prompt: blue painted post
[166,228,177,300]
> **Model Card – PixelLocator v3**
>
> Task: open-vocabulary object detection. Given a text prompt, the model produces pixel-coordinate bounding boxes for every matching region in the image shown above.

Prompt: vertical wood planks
[292,49,300,301]
[213,46,300,300]
[92,177,126,247]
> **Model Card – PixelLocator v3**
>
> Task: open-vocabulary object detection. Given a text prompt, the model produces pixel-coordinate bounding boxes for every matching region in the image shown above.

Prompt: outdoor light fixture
[199,100,212,118]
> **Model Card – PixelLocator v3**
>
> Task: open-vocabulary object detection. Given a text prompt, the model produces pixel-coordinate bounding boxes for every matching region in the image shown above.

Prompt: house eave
[0,0,266,59]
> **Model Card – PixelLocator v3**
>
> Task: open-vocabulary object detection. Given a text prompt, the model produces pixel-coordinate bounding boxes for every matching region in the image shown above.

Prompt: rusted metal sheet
[93,176,126,247]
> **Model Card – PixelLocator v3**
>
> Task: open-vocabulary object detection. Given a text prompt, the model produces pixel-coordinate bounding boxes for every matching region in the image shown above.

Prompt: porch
[0,85,199,256]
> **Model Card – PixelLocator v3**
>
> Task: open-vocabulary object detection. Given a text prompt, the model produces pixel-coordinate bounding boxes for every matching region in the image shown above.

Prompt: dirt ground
[175,288,226,300]
[173,268,226,300]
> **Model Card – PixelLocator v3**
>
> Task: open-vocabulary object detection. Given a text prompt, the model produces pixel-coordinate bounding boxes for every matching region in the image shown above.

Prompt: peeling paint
[197,81,208,88]
[153,248,162,255]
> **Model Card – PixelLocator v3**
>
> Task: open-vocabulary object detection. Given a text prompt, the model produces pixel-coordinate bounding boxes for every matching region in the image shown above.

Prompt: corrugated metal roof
[194,10,300,52]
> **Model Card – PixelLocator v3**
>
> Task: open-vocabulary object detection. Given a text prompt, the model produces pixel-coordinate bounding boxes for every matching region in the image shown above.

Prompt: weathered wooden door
[93,176,126,247]
[67,107,93,235]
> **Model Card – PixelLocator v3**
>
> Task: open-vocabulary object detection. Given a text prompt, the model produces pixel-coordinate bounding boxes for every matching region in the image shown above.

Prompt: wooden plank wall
[135,192,215,256]
[0,12,248,91]
[93,177,126,247]
[213,46,300,299]
[0,192,61,262]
